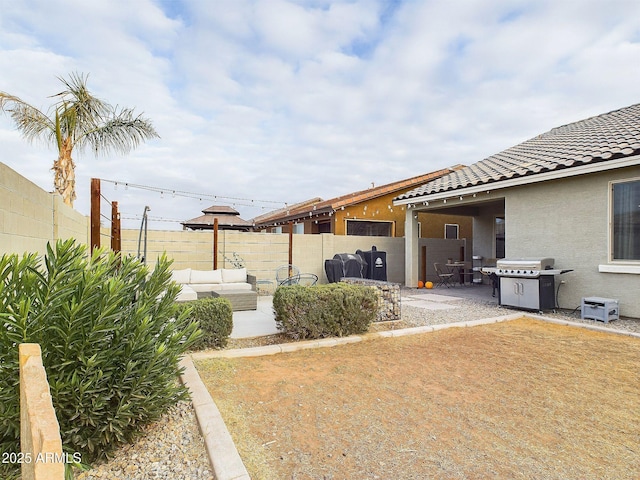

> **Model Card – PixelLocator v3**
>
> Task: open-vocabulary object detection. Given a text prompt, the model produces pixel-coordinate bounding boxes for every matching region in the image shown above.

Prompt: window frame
[600,177,640,273]
[444,223,459,240]
[345,219,394,237]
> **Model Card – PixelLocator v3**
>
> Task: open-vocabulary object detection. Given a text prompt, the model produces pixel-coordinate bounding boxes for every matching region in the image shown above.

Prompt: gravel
[400,289,640,335]
[76,290,639,479]
[75,401,213,480]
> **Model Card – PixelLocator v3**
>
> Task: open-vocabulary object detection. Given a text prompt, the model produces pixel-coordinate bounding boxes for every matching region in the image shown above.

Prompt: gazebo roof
[181,205,252,230]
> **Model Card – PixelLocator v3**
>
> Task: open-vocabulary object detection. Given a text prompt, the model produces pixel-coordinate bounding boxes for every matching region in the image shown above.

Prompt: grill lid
[496,257,554,270]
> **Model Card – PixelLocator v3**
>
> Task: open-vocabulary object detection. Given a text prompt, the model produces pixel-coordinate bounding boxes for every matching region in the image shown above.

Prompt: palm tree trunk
[52,138,76,207]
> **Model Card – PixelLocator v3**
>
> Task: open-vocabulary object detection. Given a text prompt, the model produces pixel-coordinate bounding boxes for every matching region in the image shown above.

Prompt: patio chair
[480,258,499,297]
[458,261,475,286]
[297,273,319,286]
[276,264,301,286]
[434,263,455,288]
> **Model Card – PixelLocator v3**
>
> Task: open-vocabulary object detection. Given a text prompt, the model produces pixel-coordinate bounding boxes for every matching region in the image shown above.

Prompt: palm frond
[82,107,160,156]
[52,73,110,143]
[0,92,55,144]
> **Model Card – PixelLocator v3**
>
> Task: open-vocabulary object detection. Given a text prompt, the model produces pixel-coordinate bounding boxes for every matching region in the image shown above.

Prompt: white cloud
[2,0,640,229]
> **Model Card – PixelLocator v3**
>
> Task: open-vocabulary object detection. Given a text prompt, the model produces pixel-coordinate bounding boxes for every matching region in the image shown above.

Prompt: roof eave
[254,206,334,228]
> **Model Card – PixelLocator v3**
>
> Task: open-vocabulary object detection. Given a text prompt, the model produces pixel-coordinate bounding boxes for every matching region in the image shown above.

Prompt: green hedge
[0,240,200,479]
[176,297,233,350]
[273,283,378,340]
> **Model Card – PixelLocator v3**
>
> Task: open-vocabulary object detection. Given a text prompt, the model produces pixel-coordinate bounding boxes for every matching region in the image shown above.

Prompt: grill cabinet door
[499,277,520,308]
[518,278,540,310]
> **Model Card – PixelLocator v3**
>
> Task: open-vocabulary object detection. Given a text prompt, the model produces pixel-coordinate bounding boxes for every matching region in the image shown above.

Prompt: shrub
[0,239,200,479]
[175,297,233,350]
[273,283,378,340]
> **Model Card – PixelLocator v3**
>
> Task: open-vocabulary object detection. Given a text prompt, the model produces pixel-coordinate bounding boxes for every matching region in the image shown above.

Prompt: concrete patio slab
[403,294,465,303]
[403,300,459,310]
[230,295,279,339]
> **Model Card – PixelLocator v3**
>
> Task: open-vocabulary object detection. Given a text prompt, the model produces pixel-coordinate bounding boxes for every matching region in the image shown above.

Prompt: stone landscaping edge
[182,312,640,480]
[179,355,251,480]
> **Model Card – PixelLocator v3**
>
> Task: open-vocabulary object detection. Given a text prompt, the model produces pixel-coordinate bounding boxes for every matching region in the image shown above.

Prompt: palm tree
[0,72,159,207]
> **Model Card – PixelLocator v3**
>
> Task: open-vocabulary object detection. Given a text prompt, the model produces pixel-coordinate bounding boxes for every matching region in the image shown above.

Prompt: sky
[2,0,640,230]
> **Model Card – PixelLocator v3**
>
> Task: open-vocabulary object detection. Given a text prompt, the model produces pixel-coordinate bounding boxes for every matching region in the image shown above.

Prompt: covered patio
[399,192,506,289]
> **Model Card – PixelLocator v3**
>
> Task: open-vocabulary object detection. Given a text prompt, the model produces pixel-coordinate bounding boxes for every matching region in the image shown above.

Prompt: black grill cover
[324,258,343,283]
[325,253,367,282]
[356,246,387,281]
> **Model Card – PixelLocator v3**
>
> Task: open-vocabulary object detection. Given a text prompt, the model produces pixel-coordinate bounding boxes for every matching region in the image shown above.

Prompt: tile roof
[251,198,323,225]
[252,166,465,226]
[201,205,241,215]
[397,103,640,201]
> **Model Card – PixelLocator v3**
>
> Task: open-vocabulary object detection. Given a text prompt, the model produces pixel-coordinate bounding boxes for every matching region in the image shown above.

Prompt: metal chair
[480,259,500,297]
[434,263,455,288]
[276,265,318,287]
[297,273,319,286]
[458,261,475,286]
[276,264,301,286]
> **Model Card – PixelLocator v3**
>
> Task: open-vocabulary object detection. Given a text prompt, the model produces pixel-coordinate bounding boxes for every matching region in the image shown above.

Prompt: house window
[315,221,332,234]
[271,226,282,234]
[444,224,459,239]
[346,220,392,236]
[293,223,304,234]
[612,179,640,261]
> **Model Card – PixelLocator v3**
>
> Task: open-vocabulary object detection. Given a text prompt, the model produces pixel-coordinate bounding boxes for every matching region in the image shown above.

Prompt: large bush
[175,297,233,350]
[0,239,200,478]
[273,283,378,340]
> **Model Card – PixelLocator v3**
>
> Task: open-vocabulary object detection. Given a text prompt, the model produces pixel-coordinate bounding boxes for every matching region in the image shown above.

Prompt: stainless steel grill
[496,257,555,278]
[485,257,572,311]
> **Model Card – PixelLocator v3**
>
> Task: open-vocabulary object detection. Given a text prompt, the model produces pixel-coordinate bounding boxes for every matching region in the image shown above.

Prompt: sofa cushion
[219,282,253,291]
[190,269,223,284]
[171,268,192,284]
[221,268,247,283]
[176,284,197,302]
[190,284,224,293]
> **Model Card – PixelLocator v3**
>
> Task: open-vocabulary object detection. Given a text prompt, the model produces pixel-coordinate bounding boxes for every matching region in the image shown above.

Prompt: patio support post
[405,207,419,287]
[288,221,293,274]
[213,218,218,270]
[111,201,121,253]
[90,178,100,254]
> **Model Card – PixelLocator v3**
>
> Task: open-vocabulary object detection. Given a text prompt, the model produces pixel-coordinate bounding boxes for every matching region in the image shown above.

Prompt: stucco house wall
[505,165,640,315]
[472,201,504,263]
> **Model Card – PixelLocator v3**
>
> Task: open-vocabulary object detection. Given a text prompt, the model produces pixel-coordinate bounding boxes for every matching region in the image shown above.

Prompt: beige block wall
[506,166,640,317]
[120,229,407,284]
[0,162,88,256]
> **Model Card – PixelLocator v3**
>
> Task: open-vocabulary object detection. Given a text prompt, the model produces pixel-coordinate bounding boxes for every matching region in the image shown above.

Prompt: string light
[99,178,287,209]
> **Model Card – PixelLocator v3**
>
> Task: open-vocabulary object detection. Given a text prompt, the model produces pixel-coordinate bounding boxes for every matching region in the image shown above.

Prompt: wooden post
[90,178,100,253]
[213,218,219,270]
[288,221,293,273]
[111,201,121,253]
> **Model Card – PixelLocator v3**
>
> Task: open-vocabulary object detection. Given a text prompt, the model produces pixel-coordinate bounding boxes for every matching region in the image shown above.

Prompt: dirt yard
[195,318,640,479]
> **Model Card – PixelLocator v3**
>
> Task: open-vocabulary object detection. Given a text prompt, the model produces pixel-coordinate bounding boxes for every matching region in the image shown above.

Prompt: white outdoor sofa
[171,267,257,310]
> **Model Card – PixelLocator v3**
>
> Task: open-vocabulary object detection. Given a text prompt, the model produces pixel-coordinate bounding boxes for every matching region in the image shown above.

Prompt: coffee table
[211,290,258,311]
